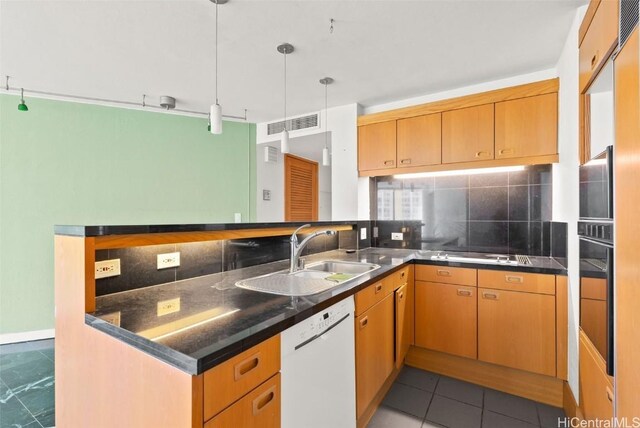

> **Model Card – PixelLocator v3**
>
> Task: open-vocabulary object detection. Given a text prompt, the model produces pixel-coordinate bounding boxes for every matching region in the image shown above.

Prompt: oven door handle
[579,236,614,248]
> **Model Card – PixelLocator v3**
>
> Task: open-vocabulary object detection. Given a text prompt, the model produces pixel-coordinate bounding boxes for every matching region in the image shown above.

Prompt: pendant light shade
[322,146,330,166]
[18,88,28,112]
[210,103,222,134]
[281,129,290,154]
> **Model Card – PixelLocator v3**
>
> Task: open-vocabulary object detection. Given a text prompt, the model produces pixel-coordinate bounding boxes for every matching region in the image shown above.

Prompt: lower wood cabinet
[579,329,614,421]
[395,283,411,368]
[415,281,477,359]
[205,373,281,428]
[355,293,394,420]
[478,287,556,376]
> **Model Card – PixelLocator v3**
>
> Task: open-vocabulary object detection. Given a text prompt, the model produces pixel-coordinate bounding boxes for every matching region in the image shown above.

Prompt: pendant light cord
[324,81,328,149]
[283,50,287,132]
[215,0,219,105]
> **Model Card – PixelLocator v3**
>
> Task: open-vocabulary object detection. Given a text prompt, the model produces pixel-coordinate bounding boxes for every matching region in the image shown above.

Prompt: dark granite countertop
[87,248,566,375]
[55,221,357,237]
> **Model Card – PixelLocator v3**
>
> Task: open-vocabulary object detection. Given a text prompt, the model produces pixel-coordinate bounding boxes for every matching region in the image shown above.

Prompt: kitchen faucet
[289,224,337,273]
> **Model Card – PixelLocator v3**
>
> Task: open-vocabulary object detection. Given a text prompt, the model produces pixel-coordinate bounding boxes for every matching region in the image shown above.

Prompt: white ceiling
[0,0,585,123]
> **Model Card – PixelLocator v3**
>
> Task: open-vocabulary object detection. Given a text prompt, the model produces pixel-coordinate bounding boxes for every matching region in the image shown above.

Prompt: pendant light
[18,88,28,112]
[209,0,228,134]
[319,77,333,166]
[277,43,294,154]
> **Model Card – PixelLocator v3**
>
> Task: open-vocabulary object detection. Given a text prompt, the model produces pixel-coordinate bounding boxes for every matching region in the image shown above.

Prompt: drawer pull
[437,269,451,277]
[398,291,404,300]
[400,270,406,278]
[475,151,490,158]
[457,289,472,297]
[252,385,276,416]
[498,148,513,155]
[591,51,599,70]
[483,292,499,300]
[506,275,524,284]
[606,386,613,402]
[359,316,369,329]
[384,160,395,166]
[375,283,383,294]
[400,158,411,164]
[234,353,261,381]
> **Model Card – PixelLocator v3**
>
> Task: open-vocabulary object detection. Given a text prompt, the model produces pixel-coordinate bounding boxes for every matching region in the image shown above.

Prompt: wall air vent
[264,146,278,163]
[267,113,319,135]
[620,0,639,48]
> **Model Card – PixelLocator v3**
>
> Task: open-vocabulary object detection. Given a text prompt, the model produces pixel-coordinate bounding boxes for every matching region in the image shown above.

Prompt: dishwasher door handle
[294,313,351,351]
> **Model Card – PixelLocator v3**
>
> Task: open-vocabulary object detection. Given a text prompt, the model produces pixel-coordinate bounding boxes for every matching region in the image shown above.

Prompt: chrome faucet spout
[289,226,337,273]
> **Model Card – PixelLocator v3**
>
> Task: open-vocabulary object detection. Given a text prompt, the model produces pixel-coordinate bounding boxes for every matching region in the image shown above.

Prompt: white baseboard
[0,329,55,345]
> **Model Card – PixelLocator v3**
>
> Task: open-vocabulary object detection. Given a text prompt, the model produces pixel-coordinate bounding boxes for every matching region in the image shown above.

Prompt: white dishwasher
[281,296,356,428]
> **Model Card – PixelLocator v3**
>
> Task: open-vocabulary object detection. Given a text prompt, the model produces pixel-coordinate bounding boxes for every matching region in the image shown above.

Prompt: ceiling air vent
[267,113,319,135]
[620,0,639,48]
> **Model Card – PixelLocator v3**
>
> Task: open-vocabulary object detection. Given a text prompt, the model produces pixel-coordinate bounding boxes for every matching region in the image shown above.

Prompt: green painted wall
[0,94,256,335]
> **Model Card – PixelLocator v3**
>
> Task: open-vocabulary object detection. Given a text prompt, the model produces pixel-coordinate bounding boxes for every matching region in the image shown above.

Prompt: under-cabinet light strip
[393,165,526,179]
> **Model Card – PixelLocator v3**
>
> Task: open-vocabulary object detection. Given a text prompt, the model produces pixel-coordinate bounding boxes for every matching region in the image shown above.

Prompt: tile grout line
[421,375,440,426]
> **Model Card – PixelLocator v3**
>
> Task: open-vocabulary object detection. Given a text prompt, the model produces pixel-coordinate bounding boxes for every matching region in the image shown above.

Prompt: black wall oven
[578,145,614,376]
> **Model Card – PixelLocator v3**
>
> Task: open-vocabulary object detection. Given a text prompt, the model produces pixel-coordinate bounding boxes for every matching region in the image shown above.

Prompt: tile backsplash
[373,165,553,254]
[96,229,348,296]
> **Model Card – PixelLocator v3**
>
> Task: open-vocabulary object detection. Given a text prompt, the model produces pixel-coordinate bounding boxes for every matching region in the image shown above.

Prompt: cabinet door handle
[505,275,524,283]
[398,291,404,300]
[252,385,276,416]
[591,51,599,70]
[475,151,489,158]
[437,269,451,277]
[234,352,261,381]
[482,292,499,300]
[457,289,472,297]
[384,160,395,166]
[498,148,513,155]
[359,316,369,329]
[400,158,411,164]
[400,270,406,278]
[606,386,614,402]
[375,283,383,294]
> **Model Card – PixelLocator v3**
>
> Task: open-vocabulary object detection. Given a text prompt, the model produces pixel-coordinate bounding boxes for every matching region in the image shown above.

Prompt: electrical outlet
[157,252,180,269]
[391,232,404,241]
[373,227,379,238]
[157,298,180,316]
[95,259,121,279]
[360,227,367,240]
[100,311,121,326]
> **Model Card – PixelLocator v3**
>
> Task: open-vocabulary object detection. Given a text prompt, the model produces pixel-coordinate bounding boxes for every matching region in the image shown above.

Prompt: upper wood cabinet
[358,121,397,171]
[397,113,442,167]
[495,93,558,159]
[442,104,494,163]
[578,0,619,92]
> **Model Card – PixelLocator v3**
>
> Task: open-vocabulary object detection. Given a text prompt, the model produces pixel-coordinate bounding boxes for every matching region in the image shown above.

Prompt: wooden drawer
[478,270,555,295]
[579,0,618,92]
[205,373,281,428]
[393,266,411,289]
[415,265,476,286]
[204,335,281,421]
[355,275,394,316]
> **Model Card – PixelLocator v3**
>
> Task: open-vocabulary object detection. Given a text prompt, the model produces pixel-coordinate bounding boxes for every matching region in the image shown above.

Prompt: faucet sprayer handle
[291,224,312,242]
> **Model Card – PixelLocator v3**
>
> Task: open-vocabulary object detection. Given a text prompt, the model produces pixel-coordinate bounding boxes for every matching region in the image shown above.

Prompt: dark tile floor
[369,366,566,428]
[0,339,55,428]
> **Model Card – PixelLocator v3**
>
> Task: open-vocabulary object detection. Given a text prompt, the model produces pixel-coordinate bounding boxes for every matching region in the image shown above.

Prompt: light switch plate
[234,213,242,223]
[157,252,180,269]
[157,298,180,316]
[263,189,271,201]
[391,232,404,241]
[360,227,367,240]
[95,259,121,279]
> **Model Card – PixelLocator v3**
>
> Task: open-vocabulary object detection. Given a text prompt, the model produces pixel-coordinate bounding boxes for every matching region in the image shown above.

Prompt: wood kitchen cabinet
[579,0,619,92]
[442,104,494,163]
[396,113,442,167]
[579,329,614,421]
[415,281,477,359]
[478,287,556,377]
[355,293,394,420]
[394,265,414,368]
[495,93,558,159]
[357,120,397,171]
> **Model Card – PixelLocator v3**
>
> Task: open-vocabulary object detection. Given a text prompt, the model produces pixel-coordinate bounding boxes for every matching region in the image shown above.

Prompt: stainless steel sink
[235,260,381,296]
